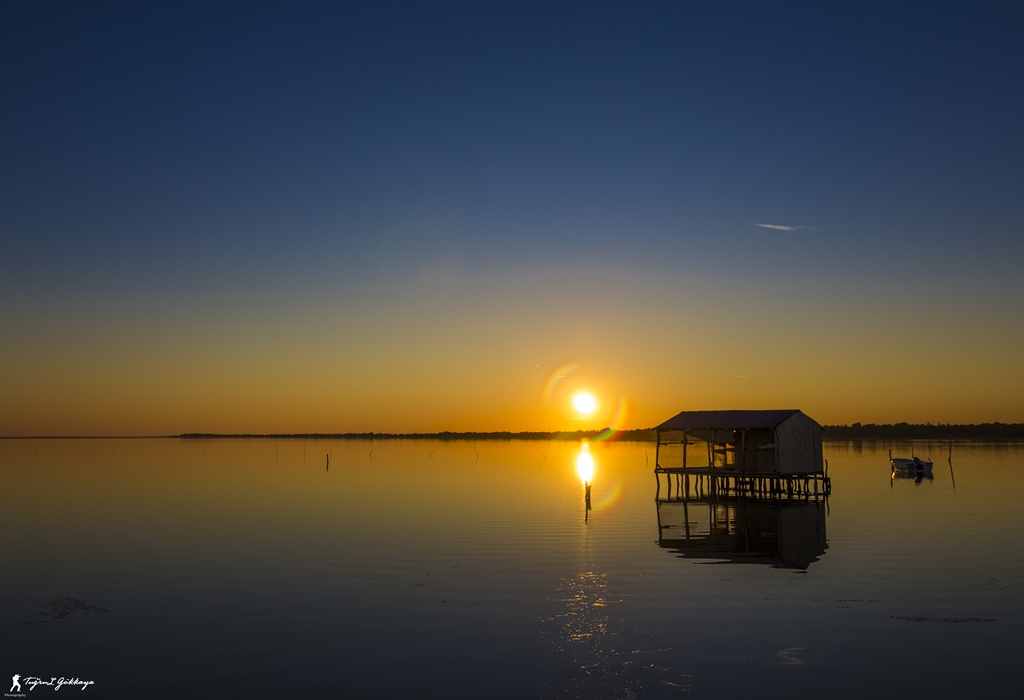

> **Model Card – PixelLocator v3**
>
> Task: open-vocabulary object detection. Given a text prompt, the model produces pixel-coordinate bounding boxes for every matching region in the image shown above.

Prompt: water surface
[2,438,1021,697]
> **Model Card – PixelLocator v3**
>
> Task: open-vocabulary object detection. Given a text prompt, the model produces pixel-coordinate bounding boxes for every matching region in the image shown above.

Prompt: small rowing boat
[890,450,933,474]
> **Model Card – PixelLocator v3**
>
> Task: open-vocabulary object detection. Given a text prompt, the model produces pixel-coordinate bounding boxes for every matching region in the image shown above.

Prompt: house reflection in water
[655,497,827,569]
[652,409,829,569]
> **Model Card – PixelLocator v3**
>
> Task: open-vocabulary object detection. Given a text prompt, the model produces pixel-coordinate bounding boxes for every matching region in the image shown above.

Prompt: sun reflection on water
[540,440,677,696]
[576,441,595,484]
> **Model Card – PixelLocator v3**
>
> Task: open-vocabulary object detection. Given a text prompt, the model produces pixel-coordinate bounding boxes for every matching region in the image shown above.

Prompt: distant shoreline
[177,429,641,441]
[177,423,1024,441]
[819,422,1024,440]
[4,423,1024,441]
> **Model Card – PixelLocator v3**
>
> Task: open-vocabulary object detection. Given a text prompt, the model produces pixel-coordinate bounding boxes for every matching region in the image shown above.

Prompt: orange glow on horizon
[3,259,1022,437]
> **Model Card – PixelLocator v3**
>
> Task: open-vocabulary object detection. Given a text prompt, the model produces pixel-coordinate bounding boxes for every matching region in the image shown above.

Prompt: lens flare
[541,361,581,406]
[593,396,632,441]
[539,360,631,433]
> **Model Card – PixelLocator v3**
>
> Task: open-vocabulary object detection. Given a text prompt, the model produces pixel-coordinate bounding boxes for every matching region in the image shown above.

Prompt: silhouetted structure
[654,409,828,498]
[653,410,829,568]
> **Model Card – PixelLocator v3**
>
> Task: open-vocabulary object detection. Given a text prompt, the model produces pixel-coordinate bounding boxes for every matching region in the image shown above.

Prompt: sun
[572,391,598,416]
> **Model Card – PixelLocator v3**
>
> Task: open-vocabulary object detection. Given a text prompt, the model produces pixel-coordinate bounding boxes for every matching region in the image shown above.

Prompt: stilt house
[655,409,823,475]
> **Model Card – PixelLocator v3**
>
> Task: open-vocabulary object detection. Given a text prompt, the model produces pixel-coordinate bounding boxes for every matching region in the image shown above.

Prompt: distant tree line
[821,422,1024,440]
[178,429,656,441]
[178,424,1024,442]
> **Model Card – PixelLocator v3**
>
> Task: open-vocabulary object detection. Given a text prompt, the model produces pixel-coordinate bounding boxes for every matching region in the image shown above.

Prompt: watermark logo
[6,674,95,695]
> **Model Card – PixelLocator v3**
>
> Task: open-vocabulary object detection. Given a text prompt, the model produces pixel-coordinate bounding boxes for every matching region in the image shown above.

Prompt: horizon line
[3,421,1024,441]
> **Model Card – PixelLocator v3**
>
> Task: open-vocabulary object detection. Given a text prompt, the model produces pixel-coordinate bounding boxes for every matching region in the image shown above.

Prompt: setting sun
[572,391,598,416]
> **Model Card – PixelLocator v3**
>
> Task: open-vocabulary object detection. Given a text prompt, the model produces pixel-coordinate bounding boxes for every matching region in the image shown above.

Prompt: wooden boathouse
[654,409,828,499]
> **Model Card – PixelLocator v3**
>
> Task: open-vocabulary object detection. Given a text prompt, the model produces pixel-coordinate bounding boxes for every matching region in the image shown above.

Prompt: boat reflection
[655,495,827,569]
[890,468,934,485]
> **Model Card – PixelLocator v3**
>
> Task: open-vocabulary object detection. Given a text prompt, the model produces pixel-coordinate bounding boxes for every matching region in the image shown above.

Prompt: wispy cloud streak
[757,223,820,231]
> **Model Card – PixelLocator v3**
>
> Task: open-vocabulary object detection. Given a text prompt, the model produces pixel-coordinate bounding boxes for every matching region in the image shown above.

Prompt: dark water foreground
[2,438,1021,698]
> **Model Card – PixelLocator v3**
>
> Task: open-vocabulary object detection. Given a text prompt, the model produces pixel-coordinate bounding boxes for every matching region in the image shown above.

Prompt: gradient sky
[3,1,1023,436]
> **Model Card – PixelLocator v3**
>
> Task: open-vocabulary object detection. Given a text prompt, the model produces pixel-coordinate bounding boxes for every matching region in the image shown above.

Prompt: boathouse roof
[656,409,811,431]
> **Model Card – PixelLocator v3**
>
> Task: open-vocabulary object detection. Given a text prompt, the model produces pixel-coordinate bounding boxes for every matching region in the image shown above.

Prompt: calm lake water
[2,438,1022,698]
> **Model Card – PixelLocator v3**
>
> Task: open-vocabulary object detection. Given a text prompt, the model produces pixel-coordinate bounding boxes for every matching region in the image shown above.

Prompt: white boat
[890,450,933,474]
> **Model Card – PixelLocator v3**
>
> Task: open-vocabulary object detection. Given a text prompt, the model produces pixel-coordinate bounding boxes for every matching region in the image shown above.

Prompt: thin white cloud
[756,223,821,231]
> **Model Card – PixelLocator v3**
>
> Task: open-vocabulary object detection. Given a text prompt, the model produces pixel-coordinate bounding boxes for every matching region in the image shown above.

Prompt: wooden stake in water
[948,440,956,492]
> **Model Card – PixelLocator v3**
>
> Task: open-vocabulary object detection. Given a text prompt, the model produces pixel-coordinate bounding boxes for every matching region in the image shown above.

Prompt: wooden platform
[655,466,830,500]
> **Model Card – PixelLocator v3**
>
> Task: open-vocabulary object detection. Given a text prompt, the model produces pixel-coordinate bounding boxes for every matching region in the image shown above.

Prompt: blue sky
[3,1,1023,434]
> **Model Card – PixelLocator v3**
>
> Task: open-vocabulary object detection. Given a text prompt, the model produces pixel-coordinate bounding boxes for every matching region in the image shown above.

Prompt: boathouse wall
[775,412,824,475]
